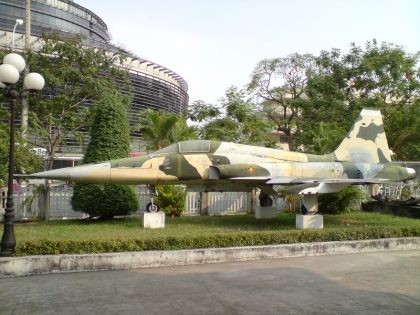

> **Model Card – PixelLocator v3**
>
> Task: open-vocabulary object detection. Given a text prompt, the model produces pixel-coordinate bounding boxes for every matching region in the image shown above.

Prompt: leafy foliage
[82,95,131,163]
[0,123,42,187]
[72,184,139,218]
[71,94,139,218]
[201,86,275,146]
[248,54,316,149]
[244,40,420,159]
[155,185,186,217]
[25,34,130,169]
[188,100,221,123]
[296,40,420,159]
[202,117,239,142]
[299,121,347,155]
[136,109,198,151]
[384,102,420,160]
[319,186,368,214]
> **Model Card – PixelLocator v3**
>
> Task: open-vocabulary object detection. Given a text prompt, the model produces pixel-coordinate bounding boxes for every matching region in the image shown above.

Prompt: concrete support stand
[296,214,323,229]
[254,190,277,219]
[143,212,165,229]
[255,206,277,219]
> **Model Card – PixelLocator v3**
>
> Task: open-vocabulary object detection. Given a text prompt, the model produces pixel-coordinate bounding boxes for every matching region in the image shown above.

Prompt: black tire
[301,204,308,215]
[146,202,160,213]
[259,195,273,207]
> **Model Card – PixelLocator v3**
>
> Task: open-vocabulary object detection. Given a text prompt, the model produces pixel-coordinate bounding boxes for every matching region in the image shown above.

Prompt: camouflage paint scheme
[32,109,416,198]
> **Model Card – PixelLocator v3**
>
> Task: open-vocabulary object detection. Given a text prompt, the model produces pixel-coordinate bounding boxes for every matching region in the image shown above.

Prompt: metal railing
[1,185,249,220]
[2,182,418,221]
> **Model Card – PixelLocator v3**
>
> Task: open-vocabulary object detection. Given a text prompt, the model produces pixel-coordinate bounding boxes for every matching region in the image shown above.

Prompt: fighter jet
[31,108,416,213]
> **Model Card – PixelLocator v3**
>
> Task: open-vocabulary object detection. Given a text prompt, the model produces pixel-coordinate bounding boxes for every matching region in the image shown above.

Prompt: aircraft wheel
[301,204,308,215]
[146,202,160,213]
[259,195,273,207]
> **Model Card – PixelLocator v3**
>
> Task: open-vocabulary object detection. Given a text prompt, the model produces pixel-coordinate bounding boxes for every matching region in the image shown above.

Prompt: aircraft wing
[230,176,271,181]
[231,176,389,185]
[266,178,389,185]
[229,176,389,195]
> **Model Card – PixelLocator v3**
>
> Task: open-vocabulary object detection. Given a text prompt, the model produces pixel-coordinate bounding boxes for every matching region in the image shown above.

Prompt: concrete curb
[1,237,420,278]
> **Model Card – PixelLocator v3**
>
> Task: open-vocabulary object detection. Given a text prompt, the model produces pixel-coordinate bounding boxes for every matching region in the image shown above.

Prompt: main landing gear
[259,192,274,207]
[145,185,160,213]
[300,194,318,215]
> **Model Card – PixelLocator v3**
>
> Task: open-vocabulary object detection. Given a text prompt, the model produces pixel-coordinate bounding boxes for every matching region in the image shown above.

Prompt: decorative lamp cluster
[0,52,45,89]
[1,20,46,257]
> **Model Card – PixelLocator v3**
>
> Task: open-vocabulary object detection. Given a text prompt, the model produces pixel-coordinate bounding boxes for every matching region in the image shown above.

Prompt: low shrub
[15,226,420,256]
[72,184,139,218]
[155,185,186,217]
[319,186,368,214]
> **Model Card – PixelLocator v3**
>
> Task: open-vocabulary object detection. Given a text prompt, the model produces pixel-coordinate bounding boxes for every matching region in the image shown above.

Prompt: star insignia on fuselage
[247,165,256,174]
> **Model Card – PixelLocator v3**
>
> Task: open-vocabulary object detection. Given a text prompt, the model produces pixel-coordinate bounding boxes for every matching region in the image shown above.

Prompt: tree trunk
[199,191,209,216]
[248,189,255,214]
[287,132,294,151]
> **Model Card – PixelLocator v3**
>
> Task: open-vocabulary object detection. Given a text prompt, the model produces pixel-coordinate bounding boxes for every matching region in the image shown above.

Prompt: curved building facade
[0,0,189,158]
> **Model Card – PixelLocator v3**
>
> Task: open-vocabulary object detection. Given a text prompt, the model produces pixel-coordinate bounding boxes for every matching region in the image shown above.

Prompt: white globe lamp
[0,64,20,84]
[3,53,26,72]
[24,72,45,90]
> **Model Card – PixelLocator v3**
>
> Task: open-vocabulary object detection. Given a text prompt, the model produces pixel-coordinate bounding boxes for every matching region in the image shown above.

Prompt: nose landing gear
[145,185,161,213]
[146,199,160,213]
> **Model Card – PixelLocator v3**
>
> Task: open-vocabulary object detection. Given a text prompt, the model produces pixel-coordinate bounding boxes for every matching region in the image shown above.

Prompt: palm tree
[136,109,198,151]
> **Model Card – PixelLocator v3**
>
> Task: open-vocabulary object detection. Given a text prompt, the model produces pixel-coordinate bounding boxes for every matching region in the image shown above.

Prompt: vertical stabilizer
[334,108,391,163]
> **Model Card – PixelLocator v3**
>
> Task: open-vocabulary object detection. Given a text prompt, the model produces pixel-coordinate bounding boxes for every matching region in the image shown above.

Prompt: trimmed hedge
[71,94,139,217]
[15,226,420,256]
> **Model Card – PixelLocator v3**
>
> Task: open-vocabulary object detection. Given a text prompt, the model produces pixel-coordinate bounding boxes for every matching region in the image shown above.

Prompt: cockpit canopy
[154,140,213,155]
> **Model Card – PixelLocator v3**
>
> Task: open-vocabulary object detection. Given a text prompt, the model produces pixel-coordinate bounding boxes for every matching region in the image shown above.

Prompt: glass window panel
[179,141,210,153]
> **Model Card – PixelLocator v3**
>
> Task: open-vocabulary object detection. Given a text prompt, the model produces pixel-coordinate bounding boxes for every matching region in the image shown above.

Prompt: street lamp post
[12,18,24,51]
[0,53,44,256]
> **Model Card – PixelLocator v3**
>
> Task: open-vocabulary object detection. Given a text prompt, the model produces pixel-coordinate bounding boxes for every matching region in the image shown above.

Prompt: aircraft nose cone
[30,162,112,183]
[31,168,73,180]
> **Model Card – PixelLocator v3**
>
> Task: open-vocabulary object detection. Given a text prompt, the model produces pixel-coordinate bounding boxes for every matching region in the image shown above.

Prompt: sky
[76,0,420,105]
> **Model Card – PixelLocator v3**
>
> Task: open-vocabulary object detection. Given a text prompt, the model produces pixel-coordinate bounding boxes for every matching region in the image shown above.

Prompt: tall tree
[384,101,420,160]
[188,100,221,123]
[248,53,316,149]
[25,33,130,170]
[202,86,275,146]
[299,40,420,159]
[71,93,139,218]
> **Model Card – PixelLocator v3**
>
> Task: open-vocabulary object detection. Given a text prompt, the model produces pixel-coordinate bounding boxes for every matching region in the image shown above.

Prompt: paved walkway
[1,250,419,314]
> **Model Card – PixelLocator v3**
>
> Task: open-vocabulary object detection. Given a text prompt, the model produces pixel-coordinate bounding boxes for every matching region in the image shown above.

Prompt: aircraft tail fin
[334,108,392,163]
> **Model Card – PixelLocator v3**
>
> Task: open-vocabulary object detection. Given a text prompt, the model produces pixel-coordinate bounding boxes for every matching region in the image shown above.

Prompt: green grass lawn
[2,212,420,256]
[9,212,420,241]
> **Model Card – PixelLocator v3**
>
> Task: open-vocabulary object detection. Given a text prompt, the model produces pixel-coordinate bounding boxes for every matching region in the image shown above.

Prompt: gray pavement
[1,250,419,314]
